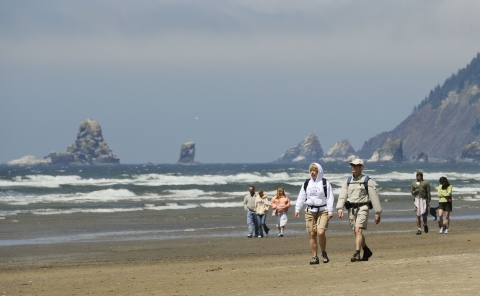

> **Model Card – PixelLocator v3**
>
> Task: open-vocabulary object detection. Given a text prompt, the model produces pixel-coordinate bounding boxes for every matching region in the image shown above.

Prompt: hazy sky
[2,0,480,164]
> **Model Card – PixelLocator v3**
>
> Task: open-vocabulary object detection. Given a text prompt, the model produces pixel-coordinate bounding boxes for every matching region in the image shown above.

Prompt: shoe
[439,227,444,234]
[351,252,361,262]
[445,229,449,234]
[310,256,319,265]
[265,230,269,237]
[258,235,263,238]
[424,224,429,233]
[362,248,373,261]
[247,234,252,238]
[416,230,421,235]
[278,233,283,237]
[321,251,330,263]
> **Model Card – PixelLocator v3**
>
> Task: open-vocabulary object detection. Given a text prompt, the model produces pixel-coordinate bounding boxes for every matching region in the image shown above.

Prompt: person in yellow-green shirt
[438,176,453,234]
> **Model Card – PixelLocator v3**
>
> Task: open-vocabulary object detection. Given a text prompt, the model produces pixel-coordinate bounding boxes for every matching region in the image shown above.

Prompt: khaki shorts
[349,205,369,230]
[305,210,329,233]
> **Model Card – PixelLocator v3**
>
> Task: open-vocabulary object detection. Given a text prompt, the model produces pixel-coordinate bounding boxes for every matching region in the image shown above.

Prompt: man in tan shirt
[336,159,382,262]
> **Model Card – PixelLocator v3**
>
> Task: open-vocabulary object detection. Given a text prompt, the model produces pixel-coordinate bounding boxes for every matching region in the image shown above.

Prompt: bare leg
[354,226,366,250]
[438,208,444,227]
[445,211,450,229]
[309,232,317,256]
[318,228,327,252]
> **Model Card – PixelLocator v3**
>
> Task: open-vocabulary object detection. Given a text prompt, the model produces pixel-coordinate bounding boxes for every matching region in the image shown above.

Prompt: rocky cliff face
[357,53,480,160]
[273,134,323,163]
[368,138,403,163]
[177,141,198,164]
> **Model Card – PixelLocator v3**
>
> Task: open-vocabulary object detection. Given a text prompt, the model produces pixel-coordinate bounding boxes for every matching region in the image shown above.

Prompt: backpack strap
[304,178,328,200]
[347,176,370,194]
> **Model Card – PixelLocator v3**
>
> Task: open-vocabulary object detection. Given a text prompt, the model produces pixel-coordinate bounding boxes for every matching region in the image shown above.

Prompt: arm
[243,196,248,211]
[336,181,348,218]
[367,179,382,219]
[411,182,419,196]
[295,185,307,215]
[285,196,291,210]
[326,181,334,218]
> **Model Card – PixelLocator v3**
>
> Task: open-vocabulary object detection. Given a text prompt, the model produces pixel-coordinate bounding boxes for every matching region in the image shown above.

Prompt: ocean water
[1,162,479,245]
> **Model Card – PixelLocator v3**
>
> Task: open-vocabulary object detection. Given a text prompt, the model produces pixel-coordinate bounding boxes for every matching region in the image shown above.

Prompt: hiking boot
[424,224,429,233]
[362,248,373,261]
[416,230,421,235]
[321,251,330,263]
[351,252,361,262]
[310,256,319,265]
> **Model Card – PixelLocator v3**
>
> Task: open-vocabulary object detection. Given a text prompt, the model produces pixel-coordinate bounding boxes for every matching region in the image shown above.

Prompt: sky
[2,0,480,164]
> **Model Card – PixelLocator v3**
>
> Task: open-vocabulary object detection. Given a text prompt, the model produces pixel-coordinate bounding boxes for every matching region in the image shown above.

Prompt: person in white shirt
[295,163,334,265]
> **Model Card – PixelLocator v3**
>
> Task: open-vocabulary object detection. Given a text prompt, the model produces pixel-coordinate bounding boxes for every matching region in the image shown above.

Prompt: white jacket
[295,162,335,214]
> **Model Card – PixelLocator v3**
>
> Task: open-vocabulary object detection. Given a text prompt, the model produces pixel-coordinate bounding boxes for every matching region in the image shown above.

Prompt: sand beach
[1,217,480,295]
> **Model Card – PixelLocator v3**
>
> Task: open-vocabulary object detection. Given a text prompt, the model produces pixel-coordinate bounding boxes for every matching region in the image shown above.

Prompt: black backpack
[303,178,327,200]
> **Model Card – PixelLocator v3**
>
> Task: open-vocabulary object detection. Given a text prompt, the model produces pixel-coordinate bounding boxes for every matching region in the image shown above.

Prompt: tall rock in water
[177,141,198,164]
[48,119,120,165]
[357,53,480,160]
[368,138,403,163]
[322,139,357,163]
[274,134,323,163]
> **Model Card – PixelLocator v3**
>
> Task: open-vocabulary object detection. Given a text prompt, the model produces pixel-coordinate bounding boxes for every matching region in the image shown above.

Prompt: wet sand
[1,218,480,295]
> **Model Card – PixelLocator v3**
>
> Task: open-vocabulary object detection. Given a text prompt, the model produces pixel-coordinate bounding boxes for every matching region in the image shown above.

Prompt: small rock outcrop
[177,141,198,164]
[461,142,480,160]
[409,152,429,162]
[274,134,323,163]
[368,138,404,163]
[4,155,51,166]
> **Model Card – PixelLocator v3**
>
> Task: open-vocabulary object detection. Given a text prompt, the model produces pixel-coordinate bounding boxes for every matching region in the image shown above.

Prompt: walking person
[336,159,382,262]
[295,162,334,265]
[411,171,431,235]
[255,188,270,237]
[271,187,290,237]
[243,185,259,238]
[438,176,453,234]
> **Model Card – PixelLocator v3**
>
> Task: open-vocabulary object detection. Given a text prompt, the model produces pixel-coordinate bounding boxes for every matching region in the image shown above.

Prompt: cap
[349,159,364,166]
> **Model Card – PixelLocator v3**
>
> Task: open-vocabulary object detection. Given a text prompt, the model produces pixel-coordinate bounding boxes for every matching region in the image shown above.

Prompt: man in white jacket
[295,163,335,265]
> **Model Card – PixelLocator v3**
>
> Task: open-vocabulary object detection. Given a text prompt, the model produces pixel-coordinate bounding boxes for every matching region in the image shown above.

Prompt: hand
[327,213,333,220]
[338,210,344,219]
[375,216,381,224]
[295,211,300,218]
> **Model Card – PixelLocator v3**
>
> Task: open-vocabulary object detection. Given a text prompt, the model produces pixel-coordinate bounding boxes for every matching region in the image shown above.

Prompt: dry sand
[1,220,480,295]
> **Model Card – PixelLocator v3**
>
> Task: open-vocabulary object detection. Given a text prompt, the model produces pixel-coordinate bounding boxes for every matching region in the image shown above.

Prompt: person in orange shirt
[271,187,291,237]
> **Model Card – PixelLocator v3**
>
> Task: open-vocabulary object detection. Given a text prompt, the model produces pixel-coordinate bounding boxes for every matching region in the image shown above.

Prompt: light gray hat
[349,158,364,166]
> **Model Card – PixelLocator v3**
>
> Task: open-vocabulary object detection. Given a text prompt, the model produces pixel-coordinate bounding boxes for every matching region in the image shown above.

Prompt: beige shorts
[349,205,369,230]
[305,209,329,233]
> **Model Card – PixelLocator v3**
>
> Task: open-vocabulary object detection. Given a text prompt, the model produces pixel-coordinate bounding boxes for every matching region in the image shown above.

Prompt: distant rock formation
[461,142,480,160]
[409,152,429,162]
[177,141,198,164]
[274,134,323,163]
[368,138,404,163]
[357,53,480,160]
[322,139,357,163]
[4,119,120,166]
[48,119,120,165]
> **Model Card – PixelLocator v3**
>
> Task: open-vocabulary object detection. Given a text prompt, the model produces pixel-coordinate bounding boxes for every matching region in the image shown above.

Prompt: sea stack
[177,141,198,164]
[48,119,120,165]
[274,134,323,163]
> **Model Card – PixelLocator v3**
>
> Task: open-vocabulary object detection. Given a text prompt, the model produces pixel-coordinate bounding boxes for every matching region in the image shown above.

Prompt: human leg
[309,232,318,256]
[252,212,259,236]
[247,211,255,237]
[445,210,450,232]
[256,214,264,237]
[438,208,444,233]
[260,214,269,236]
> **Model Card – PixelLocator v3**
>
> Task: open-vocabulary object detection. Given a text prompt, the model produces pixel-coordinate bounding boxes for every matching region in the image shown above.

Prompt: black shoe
[351,252,361,262]
[310,256,319,265]
[362,248,373,261]
[321,251,330,263]
[424,225,429,233]
[416,230,421,235]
